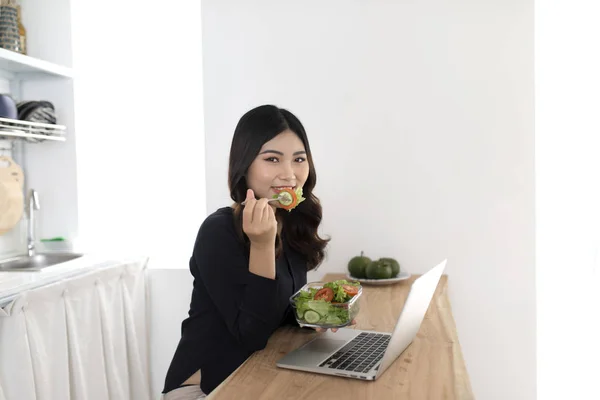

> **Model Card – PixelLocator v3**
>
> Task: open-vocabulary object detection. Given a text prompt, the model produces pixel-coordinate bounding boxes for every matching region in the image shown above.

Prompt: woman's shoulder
[197,206,240,243]
[204,206,234,222]
[192,206,248,271]
[201,206,234,229]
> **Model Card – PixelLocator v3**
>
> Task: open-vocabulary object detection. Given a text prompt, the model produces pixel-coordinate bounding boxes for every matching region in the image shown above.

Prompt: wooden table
[207,273,474,399]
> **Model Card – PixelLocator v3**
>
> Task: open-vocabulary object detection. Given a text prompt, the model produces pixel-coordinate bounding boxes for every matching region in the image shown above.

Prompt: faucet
[27,189,40,257]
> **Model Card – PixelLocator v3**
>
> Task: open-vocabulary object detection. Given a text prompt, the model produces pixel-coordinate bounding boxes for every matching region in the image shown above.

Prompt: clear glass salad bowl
[289,280,363,329]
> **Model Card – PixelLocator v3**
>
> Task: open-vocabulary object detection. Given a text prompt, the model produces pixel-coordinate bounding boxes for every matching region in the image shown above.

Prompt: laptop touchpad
[304,339,346,354]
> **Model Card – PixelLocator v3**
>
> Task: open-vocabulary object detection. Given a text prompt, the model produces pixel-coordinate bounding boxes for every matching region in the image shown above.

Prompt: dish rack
[0,116,66,142]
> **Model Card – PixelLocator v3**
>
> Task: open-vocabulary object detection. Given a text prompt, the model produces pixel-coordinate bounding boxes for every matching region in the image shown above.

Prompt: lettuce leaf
[295,187,306,205]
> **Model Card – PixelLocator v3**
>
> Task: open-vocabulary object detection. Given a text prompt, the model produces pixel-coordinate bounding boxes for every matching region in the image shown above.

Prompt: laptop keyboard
[319,332,391,373]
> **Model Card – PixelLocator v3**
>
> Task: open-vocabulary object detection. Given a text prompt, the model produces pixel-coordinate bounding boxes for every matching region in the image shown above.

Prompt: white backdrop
[201,1,535,399]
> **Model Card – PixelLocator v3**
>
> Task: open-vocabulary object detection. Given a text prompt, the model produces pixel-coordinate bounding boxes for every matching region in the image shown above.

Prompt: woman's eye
[295,157,306,163]
[265,157,279,163]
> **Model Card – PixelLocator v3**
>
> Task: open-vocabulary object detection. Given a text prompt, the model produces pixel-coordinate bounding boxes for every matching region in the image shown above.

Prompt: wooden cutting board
[0,179,23,235]
[0,156,24,188]
[0,156,24,235]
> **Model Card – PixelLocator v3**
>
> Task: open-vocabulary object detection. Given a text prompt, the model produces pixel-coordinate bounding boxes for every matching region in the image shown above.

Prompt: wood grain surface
[207,273,474,400]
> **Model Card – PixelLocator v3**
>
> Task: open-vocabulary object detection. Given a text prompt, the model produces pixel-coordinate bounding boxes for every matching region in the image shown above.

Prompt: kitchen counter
[0,253,151,399]
[0,253,148,305]
[207,272,473,400]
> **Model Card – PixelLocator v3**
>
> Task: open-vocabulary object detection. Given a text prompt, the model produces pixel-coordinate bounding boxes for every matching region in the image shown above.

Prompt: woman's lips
[272,186,295,194]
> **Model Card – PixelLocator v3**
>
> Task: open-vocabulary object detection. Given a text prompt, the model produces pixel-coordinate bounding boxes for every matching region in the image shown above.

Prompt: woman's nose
[279,162,296,180]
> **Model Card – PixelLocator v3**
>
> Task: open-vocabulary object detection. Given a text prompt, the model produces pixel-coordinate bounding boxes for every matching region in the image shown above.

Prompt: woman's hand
[242,189,277,246]
[315,319,357,333]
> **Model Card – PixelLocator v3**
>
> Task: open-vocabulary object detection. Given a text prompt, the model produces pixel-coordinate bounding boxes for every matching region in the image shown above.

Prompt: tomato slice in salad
[342,284,359,297]
[314,287,334,302]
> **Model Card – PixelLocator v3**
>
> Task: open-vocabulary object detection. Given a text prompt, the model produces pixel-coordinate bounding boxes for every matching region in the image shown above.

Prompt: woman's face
[246,130,310,207]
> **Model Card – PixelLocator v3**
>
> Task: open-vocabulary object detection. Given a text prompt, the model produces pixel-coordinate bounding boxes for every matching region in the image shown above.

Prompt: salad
[274,187,305,211]
[293,280,361,326]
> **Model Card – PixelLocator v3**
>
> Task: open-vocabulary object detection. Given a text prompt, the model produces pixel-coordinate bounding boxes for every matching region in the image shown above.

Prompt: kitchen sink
[0,253,84,272]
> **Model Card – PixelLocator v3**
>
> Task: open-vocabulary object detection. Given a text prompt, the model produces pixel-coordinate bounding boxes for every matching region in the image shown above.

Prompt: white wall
[535,1,600,398]
[70,1,205,396]
[21,79,78,243]
[70,0,206,269]
[148,269,194,396]
[202,1,535,400]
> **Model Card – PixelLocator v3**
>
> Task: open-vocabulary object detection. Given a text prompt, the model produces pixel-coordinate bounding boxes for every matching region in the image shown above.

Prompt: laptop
[276,259,447,380]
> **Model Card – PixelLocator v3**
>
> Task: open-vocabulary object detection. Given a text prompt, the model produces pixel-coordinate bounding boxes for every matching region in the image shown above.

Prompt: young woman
[162,105,330,399]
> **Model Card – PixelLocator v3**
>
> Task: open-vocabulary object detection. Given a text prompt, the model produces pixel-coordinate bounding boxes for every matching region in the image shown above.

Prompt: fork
[241,195,283,206]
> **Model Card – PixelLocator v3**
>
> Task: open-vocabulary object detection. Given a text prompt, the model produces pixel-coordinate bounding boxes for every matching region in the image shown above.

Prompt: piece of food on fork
[241,187,306,211]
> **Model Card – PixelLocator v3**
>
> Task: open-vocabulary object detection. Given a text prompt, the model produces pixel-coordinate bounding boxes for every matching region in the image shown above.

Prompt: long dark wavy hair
[228,105,329,271]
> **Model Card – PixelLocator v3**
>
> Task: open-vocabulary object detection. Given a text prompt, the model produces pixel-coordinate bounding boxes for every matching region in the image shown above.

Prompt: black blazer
[162,207,308,395]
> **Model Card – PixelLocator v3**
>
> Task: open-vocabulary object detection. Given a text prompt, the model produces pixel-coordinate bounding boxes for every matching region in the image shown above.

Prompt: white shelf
[0,117,66,142]
[0,48,73,79]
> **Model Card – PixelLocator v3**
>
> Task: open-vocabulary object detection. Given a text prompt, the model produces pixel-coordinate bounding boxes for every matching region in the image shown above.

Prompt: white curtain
[0,258,150,400]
